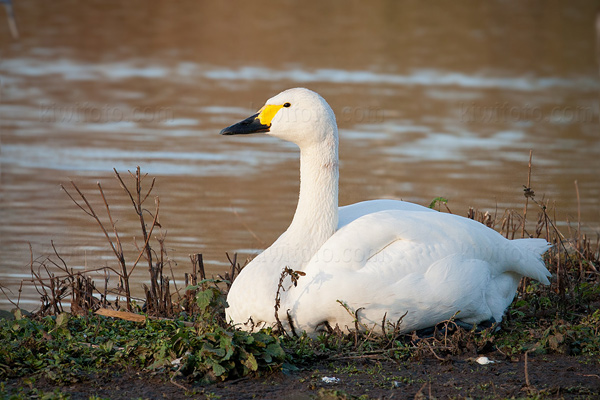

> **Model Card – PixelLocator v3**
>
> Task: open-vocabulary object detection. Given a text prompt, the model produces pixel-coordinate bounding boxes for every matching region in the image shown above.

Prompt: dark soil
[5,352,599,399]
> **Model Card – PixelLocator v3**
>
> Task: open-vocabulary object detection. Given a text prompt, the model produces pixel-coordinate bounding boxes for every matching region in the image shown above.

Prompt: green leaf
[206,358,227,377]
[101,340,115,352]
[265,342,286,361]
[251,331,272,347]
[235,331,254,345]
[201,342,225,358]
[196,290,214,312]
[219,334,234,361]
[242,352,258,372]
[55,313,70,330]
[428,196,448,209]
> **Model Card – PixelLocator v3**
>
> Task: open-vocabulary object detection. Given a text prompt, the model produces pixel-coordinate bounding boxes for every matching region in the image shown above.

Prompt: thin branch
[113,168,137,211]
[60,183,94,218]
[522,150,533,238]
[98,181,124,258]
[62,181,124,270]
[141,177,156,205]
[128,197,160,277]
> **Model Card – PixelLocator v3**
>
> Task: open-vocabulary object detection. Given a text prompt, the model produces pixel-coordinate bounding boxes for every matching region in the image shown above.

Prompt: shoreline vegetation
[1,166,599,399]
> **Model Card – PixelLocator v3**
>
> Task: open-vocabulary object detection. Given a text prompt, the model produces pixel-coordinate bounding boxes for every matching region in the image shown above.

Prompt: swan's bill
[219,112,267,135]
[220,104,285,135]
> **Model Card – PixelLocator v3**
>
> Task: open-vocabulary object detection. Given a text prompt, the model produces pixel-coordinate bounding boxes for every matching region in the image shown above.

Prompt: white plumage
[220,88,550,335]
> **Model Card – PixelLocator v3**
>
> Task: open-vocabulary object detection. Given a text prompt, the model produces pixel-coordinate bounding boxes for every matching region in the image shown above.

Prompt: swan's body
[220,88,550,334]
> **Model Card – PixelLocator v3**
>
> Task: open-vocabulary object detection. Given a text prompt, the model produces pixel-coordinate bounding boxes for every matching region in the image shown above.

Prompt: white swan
[220,88,550,335]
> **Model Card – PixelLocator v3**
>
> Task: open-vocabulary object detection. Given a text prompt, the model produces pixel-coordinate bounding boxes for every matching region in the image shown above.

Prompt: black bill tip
[220,112,270,135]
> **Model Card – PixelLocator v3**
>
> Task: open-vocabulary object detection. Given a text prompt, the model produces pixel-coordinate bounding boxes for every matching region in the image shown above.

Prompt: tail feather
[510,238,552,284]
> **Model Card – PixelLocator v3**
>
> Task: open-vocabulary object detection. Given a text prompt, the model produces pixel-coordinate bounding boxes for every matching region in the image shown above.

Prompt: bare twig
[524,349,532,388]
[61,180,131,309]
[98,182,125,261]
[274,267,305,335]
[0,286,19,309]
[522,150,533,238]
[128,197,160,277]
[575,180,584,276]
[62,182,125,267]
[425,341,446,362]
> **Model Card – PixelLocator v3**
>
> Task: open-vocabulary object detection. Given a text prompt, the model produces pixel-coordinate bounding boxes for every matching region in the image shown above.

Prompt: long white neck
[285,134,339,262]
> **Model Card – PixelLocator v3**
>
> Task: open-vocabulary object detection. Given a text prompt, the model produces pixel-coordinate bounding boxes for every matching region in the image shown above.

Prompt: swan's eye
[283,102,291,108]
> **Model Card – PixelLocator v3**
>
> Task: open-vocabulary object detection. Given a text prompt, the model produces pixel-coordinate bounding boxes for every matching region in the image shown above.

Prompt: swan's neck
[285,136,339,257]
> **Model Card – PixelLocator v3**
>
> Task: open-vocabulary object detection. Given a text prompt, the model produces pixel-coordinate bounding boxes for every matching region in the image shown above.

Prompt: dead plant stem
[522,150,533,238]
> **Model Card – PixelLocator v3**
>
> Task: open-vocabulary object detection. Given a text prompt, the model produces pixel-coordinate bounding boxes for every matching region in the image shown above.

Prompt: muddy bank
[4,352,598,399]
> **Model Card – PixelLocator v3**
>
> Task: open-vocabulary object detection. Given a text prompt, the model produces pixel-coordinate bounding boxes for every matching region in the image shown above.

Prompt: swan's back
[314,210,549,281]
[285,209,551,333]
[338,199,434,228]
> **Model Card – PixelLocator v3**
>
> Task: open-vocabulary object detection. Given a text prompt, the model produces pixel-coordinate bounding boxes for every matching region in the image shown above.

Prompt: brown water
[1,1,599,309]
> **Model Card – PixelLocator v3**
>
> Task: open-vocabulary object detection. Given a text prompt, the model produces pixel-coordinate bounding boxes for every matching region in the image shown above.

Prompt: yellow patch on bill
[258,104,284,126]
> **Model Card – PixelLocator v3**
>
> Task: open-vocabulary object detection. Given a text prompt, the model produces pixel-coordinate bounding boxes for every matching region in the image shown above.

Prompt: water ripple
[2,58,597,92]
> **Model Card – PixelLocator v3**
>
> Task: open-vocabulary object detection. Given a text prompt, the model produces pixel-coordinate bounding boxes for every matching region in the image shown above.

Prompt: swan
[220,87,550,335]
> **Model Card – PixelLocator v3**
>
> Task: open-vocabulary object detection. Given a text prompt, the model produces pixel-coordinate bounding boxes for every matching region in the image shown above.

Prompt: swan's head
[220,88,338,147]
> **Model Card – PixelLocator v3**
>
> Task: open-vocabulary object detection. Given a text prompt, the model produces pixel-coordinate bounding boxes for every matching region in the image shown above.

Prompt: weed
[0,310,285,386]
[0,383,74,400]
